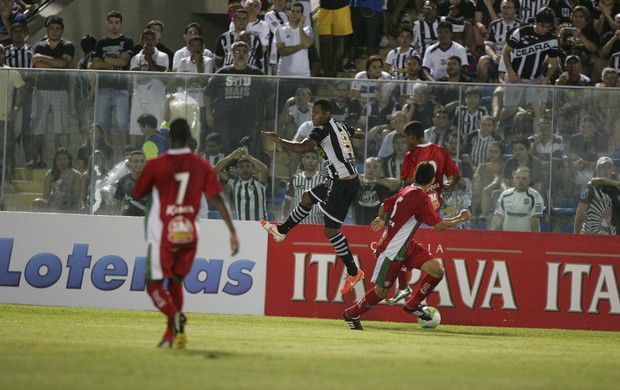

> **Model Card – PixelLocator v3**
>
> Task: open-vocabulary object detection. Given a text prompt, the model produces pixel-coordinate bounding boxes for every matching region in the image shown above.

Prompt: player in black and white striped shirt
[500,7,559,137]
[261,98,366,294]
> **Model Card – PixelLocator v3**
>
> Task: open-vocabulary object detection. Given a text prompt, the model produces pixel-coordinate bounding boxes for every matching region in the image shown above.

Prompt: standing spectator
[113,150,146,216]
[261,98,366,294]
[492,166,544,231]
[129,29,168,148]
[384,28,420,80]
[282,149,324,224]
[31,15,75,159]
[0,42,24,189]
[79,149,111,214]
[137,114,170,160]
[215,9,263,70]
[422,20,468,81]
[528,113,565,162]
[344,0,384,71]
[264,0,288,75]
[4,22,33,168]
[203,41,267,156]
[133,118,238,349]
[275,1,313,77]
[0,0,26,45]
[132,20,174,70]
[89,10,134,149]
[476,0,524,83]
[342,162,471,330]
[413,0,441,58]
[236,0,270,59]
[214,146,269,221]
[500,7,559,136]
[172,23,214,72]
[317,0,352,76]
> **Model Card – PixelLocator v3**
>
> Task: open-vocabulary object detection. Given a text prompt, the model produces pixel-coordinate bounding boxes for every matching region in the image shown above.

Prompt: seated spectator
[137,114,170,160]
[383,132,407,180]
[472,140,504,223]
[502,136,545,194]
[424,109,453,147]
[201,132,226,167]
[351,55,392,105]
[358,83,402,157]
[354,157,399,225]
[76,124,113,173]
[378,110,407,157]
[384,28,420,80]
[598,12,620,72]
[492,166,545,232]
[438,0,477,51]
[402,55,428,97]
[422,20,468,81]
[33,148,81,213]
[440,175,473,230]
[464,115,502,167]
[594,0,620,36]
[402,82,442,129]
[553,54,594,138]
[451,86,490,137]
[279,85,312,141]
[433,55,474,107]
[592,67,620,148]
[558,6,600,80]
[528,113,565,162]
[569,116,609,191]
[331,80,362,127]
[574,156,620,234]
[214,146,269,221]
[113,150,146,216]
[281,149,324,224]
[446,132,474,179]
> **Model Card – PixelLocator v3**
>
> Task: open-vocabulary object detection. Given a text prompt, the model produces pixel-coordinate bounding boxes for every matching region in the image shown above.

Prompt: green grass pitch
[1,304,618,389]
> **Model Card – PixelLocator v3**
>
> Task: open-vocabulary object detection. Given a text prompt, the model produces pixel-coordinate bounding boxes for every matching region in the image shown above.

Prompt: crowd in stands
[0,0,619,235]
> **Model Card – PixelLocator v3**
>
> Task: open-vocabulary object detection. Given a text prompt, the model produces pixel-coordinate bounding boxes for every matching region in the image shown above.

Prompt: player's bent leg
[403,258,444,320]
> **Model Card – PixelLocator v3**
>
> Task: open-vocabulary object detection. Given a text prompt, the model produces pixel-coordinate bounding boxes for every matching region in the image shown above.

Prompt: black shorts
[308,176,360,228]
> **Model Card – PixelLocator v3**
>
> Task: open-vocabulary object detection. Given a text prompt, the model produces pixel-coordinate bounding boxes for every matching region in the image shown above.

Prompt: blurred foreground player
[343,162,471,330]
[133,119,239,348]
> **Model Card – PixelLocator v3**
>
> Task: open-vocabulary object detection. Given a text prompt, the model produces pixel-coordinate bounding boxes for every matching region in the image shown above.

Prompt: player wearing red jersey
[343,162,471,330]
[390,120,462,303]
[133,119,239,349]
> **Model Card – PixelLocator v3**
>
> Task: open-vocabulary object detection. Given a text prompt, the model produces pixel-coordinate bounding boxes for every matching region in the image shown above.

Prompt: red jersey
[133,148,222,249]
[400,142,460,196]
[376,185,442,261]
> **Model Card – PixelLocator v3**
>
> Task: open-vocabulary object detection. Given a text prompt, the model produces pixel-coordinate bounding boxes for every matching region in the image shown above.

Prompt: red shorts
[371,241,433,288]
[147,243,197,280]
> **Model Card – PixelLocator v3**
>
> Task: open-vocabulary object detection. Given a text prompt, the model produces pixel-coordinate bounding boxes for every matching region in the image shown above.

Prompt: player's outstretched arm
[211,193,239,256]
[433,209,472,231]
[261,131,317,154]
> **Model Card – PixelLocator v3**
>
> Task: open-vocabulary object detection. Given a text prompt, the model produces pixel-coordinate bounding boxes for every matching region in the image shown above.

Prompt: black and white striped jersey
[214,31,264,70]
[4,44,33,68]
[286,171,325,224]
[518,0,551,24]
[230,177,267,221]
[385,46,420,80]
[453,105,490,137]
[506,25,560,80]
[485,18,526,54]
[309,118,358,180]
[412,17,440,58]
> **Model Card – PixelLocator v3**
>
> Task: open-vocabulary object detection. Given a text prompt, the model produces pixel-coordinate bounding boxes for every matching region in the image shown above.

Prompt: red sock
[162,318,174,342]
[146,282,177,320]
[168,281,184,312]
[345,288,383,318]
[397,269,410,290]
[404,274,442,310]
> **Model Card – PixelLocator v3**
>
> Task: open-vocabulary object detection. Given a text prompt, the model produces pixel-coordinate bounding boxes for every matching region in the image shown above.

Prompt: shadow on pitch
[177,349,239,359]
[367,324,518,337]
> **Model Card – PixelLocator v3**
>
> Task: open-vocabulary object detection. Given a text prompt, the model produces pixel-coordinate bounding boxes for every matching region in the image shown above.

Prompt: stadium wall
[1,212,618,331]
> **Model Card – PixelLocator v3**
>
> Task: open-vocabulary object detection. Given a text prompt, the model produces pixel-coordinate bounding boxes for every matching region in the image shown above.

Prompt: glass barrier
[1,68,619,234]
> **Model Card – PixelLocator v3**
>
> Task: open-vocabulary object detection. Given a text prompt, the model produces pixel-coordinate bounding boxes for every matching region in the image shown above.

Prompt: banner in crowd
[0,213,267,315]
[264,225,620,331]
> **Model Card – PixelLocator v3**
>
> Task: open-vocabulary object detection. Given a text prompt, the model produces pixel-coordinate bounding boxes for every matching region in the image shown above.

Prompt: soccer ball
[417,306,441,329]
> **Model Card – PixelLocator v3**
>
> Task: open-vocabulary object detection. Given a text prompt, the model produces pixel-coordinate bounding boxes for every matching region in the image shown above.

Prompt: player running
[133,119,239,349]
[343,162,471,330]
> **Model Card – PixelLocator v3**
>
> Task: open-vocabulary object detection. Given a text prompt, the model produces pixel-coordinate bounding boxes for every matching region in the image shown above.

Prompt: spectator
[214,146,269,221]
[492,166,545,231]
[345,0,384,71]
[476,0,524,83]
[558,5,600,80]
[422,20,468,81]
[438,0,477,51]
[137,114,170,160]
[378,110,407,157]
[552,0,596,28]
[113,150,146,216]
[358,84,402,157]
[383,132,407,180]
[403,54,426,88]
[553,54,594,138]
[330,80,362,127]
[89,10,134,150]
[215,9,263,70]
[413,0,441,58]
[440,174,473,229]
[446,131,474,179]
[528,113,564,162]
[275,1,314,77]
[204,41,267,156]
[351,55,392,104]
[598,11,620,71]
[433,55,474,109]
[129,29,168,148]
[0,0,26,45]
[31,15,75,160]
[172,23,214,72]
[569,116,609,191]
[595,0,620,36]
[133,20,174,70]
[472,140,504,222]
[574,156,620,234]
[384,28,420,80]
[317,0,352,77]
[235,0,269,59]
[502,136,545,194]
[354,156,399,225]
[282,149,324,224]
[402,82,442,130]
[452,86,490,137]
[592,67,620,148]
[264,0,288,75]
[280,84,312,141]
[464,115,502,167]
[32,148,81,213]
[200,132,226,167]
[518,0,553,24]
[424,109,453,147]
[499,7,559,138]
[76,124,113,173]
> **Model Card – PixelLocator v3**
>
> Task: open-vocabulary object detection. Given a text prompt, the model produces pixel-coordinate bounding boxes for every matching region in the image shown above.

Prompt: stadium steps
[1,168,46,211]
